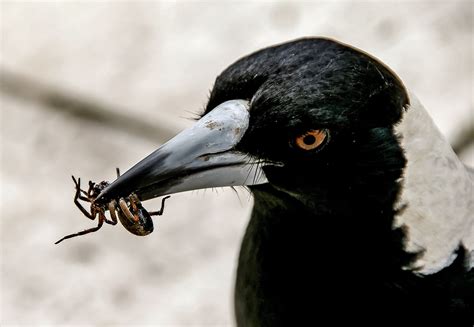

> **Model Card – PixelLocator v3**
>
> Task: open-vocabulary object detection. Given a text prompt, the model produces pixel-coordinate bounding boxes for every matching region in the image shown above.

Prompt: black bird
[97,38,473,326]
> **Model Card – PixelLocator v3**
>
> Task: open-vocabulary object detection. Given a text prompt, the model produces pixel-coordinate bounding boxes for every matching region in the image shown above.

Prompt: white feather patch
[394,93,474,274]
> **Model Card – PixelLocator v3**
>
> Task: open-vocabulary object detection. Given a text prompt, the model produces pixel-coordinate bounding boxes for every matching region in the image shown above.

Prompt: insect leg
[78,195,91,202]
[119,198,138,222]
[55,211,104,244]
[72,176,95,219]
[87,181,95,198]
[149,196,171,216]
[105,201,119,225]
[129,194,141,221]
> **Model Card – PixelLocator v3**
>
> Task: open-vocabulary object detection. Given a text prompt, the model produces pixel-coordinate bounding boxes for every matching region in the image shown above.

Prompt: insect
[55,169,170,244]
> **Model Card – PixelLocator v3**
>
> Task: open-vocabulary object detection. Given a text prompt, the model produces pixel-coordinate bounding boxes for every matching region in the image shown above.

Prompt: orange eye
[294,129,328,151]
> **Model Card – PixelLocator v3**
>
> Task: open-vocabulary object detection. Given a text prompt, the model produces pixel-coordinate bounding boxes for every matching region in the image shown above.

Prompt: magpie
[96,38,473,326]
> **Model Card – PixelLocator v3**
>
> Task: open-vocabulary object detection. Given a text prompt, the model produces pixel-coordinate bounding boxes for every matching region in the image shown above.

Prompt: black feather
[204,37,473,326]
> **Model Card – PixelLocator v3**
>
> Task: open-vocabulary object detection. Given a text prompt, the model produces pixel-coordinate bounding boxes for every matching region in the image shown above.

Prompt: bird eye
[294,129,328,151]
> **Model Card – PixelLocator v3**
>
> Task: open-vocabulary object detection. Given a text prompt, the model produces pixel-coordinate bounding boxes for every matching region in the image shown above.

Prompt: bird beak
[96,100,268,203]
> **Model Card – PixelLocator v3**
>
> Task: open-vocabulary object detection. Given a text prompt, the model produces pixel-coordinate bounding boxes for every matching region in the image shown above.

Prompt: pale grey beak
[96,100,268,203]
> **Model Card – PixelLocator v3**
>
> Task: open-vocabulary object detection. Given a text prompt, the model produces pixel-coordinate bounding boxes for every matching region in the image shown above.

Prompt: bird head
[96,38,409,210]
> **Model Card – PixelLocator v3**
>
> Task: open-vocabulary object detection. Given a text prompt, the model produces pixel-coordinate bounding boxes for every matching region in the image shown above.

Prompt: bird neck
[250,144,417,273]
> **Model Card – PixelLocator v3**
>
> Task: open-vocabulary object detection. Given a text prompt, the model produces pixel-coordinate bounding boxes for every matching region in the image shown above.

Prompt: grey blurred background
[1,1,473,325]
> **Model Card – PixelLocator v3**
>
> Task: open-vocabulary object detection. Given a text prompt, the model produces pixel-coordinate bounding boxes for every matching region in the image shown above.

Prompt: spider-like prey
[55,170,170,244]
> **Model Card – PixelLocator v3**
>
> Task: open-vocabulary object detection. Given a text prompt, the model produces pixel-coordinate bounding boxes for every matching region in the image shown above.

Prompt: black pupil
[303,134,316,145]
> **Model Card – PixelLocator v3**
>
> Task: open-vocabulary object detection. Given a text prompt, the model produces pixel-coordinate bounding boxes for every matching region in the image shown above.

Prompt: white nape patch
[394,93,474,274]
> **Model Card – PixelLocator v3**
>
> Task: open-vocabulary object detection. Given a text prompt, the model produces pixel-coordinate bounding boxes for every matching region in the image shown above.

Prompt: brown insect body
[110,194,154,236]
[120,202,154,235]
[55,173,169,244]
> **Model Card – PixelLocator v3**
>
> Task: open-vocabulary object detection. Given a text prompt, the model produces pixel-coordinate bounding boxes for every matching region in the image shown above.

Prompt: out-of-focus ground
[0,1,472,325]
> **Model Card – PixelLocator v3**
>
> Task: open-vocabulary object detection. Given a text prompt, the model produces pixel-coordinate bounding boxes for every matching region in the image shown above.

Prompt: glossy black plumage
[97,37,473,326]
[203,38,473,326]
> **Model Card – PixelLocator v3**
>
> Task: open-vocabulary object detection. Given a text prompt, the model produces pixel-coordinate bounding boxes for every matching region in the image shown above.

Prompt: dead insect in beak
[55,170,170,244]
[111,193,169,237]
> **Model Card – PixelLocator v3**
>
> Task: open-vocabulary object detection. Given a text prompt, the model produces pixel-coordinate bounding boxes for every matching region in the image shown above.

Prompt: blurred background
[1,1,472,325]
